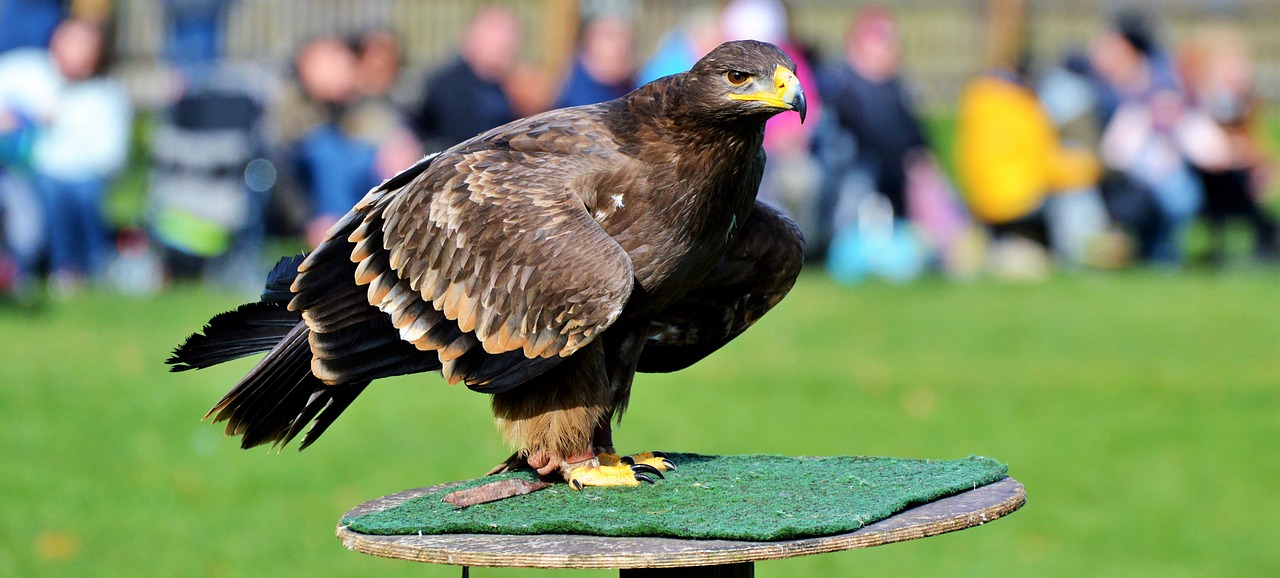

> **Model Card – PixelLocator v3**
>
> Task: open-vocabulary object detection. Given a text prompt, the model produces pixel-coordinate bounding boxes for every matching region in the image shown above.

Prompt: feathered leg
[492,339,609,476]
[491,337,666,488]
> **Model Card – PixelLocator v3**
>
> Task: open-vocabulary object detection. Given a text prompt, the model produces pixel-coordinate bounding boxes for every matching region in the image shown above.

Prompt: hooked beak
[729,65,807,123]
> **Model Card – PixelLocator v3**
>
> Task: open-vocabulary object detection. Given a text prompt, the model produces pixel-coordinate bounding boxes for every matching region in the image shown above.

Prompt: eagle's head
[683,40,807,124]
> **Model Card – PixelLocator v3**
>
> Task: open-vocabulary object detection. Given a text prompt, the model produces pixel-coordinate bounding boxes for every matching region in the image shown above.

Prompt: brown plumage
[169,40,806,486]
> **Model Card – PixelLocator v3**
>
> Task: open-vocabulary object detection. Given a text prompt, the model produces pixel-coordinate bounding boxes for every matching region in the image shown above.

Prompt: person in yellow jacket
[956,71,1101,230]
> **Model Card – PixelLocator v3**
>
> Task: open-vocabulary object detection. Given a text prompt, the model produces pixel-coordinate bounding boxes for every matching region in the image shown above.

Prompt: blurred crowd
[950,9,1279,281]
[820,5,1279,282]
[1,0,1278,303]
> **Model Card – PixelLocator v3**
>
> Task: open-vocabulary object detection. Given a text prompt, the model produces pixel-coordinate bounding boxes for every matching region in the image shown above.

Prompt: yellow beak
[728,65,807,122]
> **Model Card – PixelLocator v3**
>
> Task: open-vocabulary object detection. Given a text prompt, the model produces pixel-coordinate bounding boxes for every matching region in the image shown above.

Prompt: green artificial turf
[344,454,1008,540]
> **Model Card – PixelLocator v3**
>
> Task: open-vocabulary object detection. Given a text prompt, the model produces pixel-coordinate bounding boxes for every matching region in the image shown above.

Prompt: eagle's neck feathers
[589,74,768,308]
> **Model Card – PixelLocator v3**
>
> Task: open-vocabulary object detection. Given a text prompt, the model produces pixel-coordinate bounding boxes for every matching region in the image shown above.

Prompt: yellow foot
[566,462,648,489]
[598,450,677,472]
[567,452,676,490]
[623,451,677,473]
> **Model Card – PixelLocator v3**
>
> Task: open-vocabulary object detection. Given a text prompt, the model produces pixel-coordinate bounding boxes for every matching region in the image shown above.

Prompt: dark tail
[168,254,367,450]
[202,322,369,450]
[168,254,306,370]
[166,301,300,371]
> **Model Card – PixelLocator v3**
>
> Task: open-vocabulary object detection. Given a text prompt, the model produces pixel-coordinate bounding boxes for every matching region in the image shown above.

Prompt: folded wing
[638,201,804,373]
[292,116,637,393]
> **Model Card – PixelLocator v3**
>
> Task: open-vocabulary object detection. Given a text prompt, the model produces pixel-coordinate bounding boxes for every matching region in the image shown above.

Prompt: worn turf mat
[342,454,1008,541]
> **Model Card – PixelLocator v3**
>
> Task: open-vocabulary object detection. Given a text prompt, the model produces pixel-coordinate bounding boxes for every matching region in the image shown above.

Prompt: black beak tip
[794,92,808,124]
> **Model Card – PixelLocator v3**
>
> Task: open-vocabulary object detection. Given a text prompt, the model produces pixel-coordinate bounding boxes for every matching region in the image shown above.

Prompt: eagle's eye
[725,70,752,86]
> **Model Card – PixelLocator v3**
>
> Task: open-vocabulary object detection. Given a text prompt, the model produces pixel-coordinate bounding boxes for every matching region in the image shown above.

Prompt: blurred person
[350,29,424,183]
[636,6,720,84]
[955,64,1101,277]
[280,33,422,250]
[284,35,381,248]
[554,14,636,109]
[1178,24,1278,265]
[1087,11,1180,125]
[720,0,822,243]
[355,28,415,112]
[2,17,132,294]
[818,7,928,221]
[1100,88,1230,265]
[1090,14,1230,265]
[818,5,957,269]
[412,5,520,152]
[357,30,399,94]
[0,38,51,297]
[503,61,557,119]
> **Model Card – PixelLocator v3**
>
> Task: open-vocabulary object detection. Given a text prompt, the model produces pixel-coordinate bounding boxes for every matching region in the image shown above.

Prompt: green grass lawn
[2,270,1277,577]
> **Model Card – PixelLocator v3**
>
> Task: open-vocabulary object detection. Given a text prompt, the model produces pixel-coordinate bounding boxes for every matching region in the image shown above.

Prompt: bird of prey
[169,40,806,489]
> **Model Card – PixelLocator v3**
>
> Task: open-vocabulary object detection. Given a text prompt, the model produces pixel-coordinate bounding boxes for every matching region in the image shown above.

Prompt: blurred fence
[112,0,1280,111]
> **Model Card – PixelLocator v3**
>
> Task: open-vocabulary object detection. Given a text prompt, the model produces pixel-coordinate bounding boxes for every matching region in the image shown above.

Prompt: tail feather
[167,302,300,371]
[261,254,306,303]
[168,254,307,372]
[170,252,396,450]
[292,382,370,450]
[206,322,367,449]
[213,324,310,428]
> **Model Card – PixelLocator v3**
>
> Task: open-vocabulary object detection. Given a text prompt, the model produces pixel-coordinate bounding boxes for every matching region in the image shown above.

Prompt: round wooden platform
[336,476,1025,570]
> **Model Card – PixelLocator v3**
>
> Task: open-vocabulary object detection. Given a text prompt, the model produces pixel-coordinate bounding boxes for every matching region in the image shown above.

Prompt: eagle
[169,40,806,489]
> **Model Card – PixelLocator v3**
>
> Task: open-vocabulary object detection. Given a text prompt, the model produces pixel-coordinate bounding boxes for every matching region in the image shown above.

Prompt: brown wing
[291,111,636,390]
[637,201,804,373]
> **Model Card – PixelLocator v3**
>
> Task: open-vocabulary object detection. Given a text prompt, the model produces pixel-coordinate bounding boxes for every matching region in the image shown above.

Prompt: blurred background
[1,0,1277,576]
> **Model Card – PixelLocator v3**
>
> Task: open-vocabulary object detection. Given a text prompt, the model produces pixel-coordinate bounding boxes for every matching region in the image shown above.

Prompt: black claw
[661,459,677,472]
[634,473,656,484]
[630,463,665,479]
[571,479,583,490]
[621,455,636,466]
[651,451,668,459]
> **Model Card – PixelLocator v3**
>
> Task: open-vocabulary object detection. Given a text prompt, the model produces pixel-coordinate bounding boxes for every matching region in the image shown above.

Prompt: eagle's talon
[630,462,664,479]
[648,451,677,471]
[635,473,656,484]
[618,451,677,474]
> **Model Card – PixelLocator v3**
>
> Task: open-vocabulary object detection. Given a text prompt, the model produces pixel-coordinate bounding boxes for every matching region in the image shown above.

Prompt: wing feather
[291,111,633,391]
[370,122,634,361]
[638,202,804,373]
